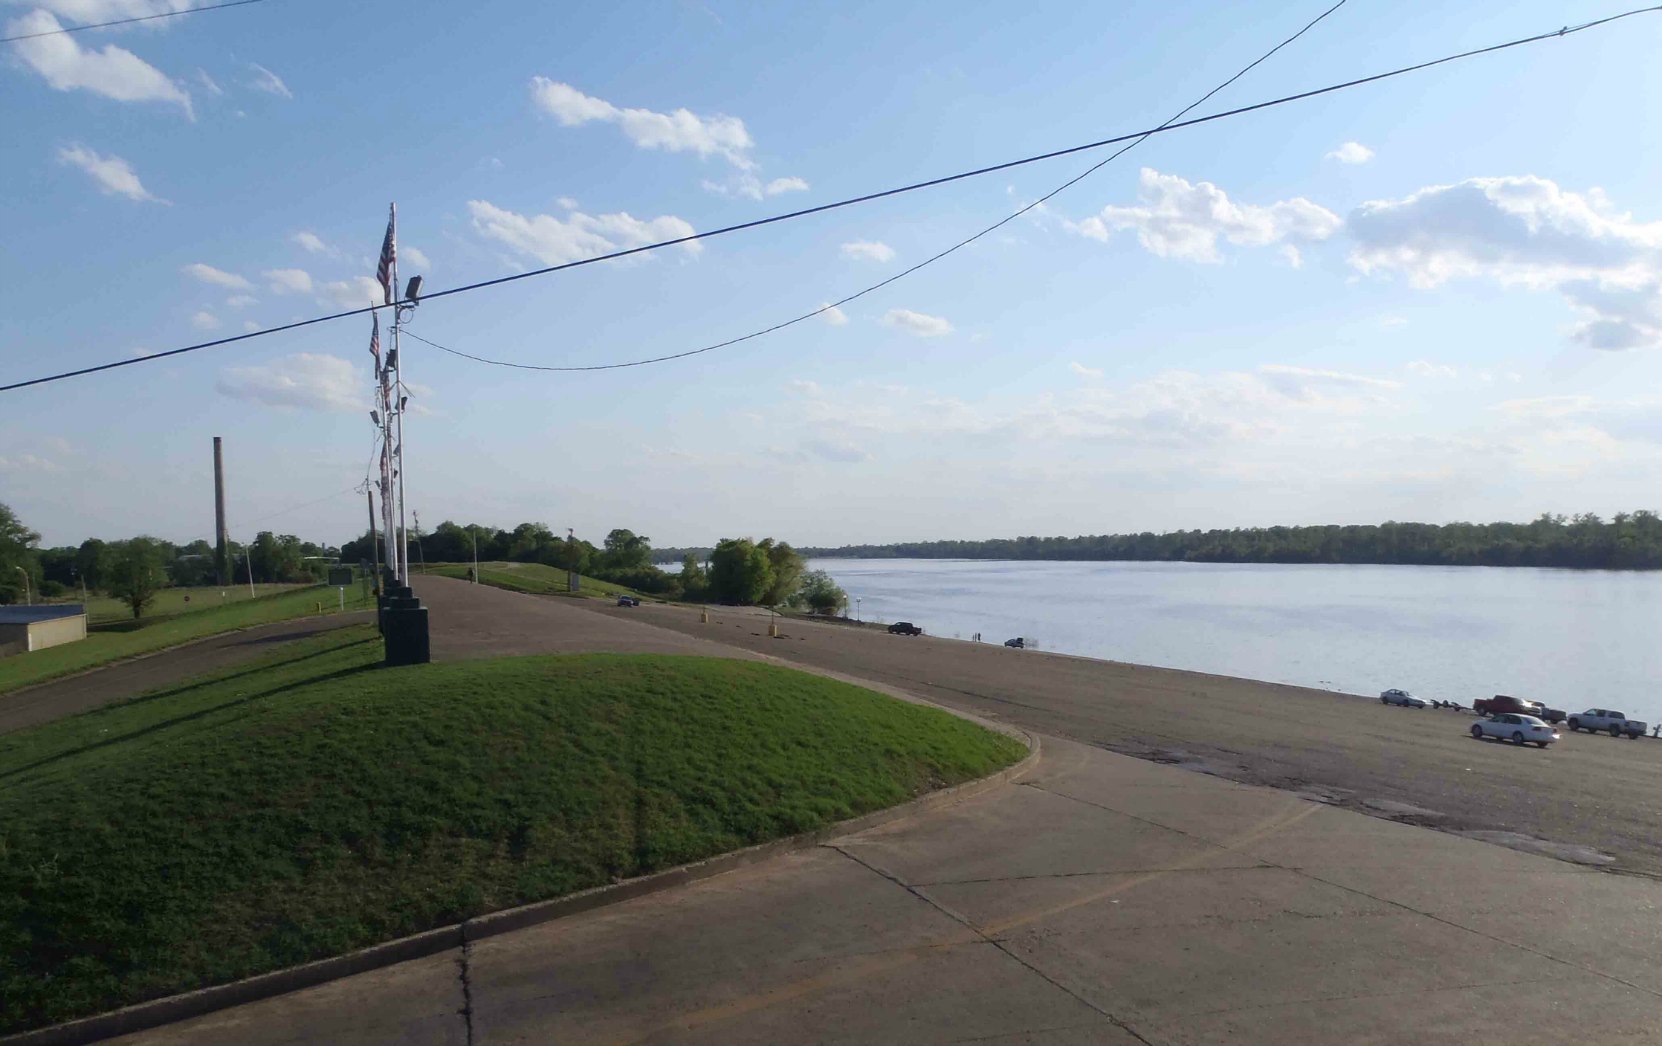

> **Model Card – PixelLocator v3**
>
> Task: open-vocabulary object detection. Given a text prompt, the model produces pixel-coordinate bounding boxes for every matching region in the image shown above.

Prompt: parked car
[1470,713,1559,748]
[1534,703,1568,724]
[887,621,923,636]
[616,595,640,607]
[1004,637,1025,649]
[1566,709,1648,738]
[1380,688,1428,708]
[1473,695,1540,718]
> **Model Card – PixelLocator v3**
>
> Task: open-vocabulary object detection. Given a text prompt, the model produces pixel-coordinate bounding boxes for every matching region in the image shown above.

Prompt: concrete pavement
[111,735,1662,1044]
[62,578,1662,1043]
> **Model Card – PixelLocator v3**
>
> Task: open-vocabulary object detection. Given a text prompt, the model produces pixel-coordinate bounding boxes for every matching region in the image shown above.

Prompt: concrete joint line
[829,841,1157,1046]
[457,939,476,1046]
[2,732,1040,1046]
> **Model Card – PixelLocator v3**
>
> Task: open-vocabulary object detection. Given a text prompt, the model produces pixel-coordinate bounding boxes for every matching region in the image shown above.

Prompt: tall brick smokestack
[213,436,229,586]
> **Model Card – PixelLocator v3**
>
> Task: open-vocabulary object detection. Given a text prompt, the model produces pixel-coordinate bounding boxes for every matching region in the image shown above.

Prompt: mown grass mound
[425,560,643,599]
[0,585,373,696]
[0,626,1023,1032]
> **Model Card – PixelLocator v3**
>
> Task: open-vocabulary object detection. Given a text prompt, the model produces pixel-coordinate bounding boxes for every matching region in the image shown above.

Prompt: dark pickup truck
[1474,694,1564,722]
[887,621,923,636]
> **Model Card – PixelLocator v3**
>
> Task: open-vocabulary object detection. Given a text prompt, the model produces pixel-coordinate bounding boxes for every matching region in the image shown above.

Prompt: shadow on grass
[0,651,384,785]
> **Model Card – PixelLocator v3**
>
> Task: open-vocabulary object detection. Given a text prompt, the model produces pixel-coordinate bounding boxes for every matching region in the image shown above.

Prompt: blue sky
[4,0,1662,550]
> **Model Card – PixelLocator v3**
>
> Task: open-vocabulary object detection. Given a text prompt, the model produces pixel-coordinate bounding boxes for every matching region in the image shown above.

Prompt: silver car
[1380,688,1428,708]
[1470,713,1559,748]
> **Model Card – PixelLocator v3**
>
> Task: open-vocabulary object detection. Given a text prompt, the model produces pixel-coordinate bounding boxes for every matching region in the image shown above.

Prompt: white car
[1380,688,1428,708]
[1470,713,1559,748]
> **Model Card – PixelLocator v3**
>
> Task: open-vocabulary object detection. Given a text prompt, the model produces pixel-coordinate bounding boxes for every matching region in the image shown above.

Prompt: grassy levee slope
[0,625,1023,1033]
[423,560,643,599]
[0,586,373,697]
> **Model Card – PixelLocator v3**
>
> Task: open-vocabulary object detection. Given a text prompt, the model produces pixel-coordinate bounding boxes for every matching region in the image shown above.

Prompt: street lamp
[470,526,479,582]
[855,597,861,623]
[13,566,30,605]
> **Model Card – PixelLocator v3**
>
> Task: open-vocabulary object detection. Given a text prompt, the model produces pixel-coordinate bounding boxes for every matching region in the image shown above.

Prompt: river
[807,558,1662,727]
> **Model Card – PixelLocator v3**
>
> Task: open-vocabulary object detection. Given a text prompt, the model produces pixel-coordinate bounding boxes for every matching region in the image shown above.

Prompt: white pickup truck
[1566,709,1649,738]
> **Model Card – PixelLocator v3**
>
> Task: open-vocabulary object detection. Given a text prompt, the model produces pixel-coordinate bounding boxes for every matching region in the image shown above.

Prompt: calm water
[809,559,1662,726]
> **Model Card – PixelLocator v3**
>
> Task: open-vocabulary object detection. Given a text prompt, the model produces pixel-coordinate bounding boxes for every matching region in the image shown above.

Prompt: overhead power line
[4,3,1658,393]
[405,0,1352,373]
[0,0,268,43]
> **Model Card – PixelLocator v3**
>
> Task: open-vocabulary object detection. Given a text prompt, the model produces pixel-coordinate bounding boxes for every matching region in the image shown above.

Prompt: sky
[4,0,1662,551]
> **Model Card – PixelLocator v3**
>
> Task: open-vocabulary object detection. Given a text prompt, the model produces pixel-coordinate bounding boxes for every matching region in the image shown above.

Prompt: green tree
[758,539,805,606]
[110,537,168,618]
[0,503,41,604]
[793,570,847,615]
[602,529,652,573]
[708,538,773,605]
[74,538,111,591]
[679,553,709,602]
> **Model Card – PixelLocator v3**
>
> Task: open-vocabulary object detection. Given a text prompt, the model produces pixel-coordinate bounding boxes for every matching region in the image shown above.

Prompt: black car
[616,595,640,607]
[888,621,923,636]
[1004,637,1025,649]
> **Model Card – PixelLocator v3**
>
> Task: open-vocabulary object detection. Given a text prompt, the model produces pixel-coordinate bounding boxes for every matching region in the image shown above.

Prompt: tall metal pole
[367,487,381,588]
[391,207,408,586]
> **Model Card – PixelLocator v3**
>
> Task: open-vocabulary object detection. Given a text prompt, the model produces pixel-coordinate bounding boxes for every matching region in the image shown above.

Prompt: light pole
[855,597,861,622]
[470,526,479,582]
[13,566,30,605]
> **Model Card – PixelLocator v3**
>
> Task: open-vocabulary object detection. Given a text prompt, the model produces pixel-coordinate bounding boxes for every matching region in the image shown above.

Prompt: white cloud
[263,268,313,294]
[196,68,222,96]
[841,240,895,263]
[225,294,257,308]
[12,1,197,21]
[318,276,383,308]
[764,176,809,196]
[181,262,250,290]
[1069,361,1104,380]
[190,310,219,330]
[56,143,163,202]
[1280,244,1303,268]
[882,308,953,338]
[529,78,753,167]
[1406,360,1459,379]
[1347,175,1662,349]
[403,245,432,270]
[0,452,62,474]
[216,353,360,412]
[8,11,192,116]
[1326,141,1374,165]
[555,196,578,210]
[1073,168,1341,262]
[1257,364,1401,403]
[467,199,699,266]
[788,379,822,396]
[246,62,291,99]
[291,231,329,253]
[243,320,259,332]
[818,303,848,326]
[1380,315,1408,328]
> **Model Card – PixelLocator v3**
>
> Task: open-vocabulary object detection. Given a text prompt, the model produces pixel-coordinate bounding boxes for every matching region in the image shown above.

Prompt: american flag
[376,203,396,305]
[369,311,381,369]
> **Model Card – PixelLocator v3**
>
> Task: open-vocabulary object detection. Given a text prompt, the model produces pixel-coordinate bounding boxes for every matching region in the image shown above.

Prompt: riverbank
[599,598,1662,878]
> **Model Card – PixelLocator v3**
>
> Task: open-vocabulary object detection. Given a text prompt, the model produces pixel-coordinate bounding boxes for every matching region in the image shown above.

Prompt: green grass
[0,585,374,697]
[423,560,643,599]
[80,584,309,626]
[0,627,1023,1032]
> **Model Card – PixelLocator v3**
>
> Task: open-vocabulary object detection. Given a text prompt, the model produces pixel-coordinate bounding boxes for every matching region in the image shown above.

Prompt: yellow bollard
[701,609,709,624]
[768,621,779,638]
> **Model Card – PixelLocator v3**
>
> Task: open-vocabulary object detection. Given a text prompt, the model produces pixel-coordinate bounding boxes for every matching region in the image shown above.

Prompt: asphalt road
[0,612,372,736]
[601,600,1662,878]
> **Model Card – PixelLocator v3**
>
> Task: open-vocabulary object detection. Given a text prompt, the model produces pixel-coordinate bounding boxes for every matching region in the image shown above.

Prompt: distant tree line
[1,500,341,617]
[342,521,847,610]
[798,512,1662,570]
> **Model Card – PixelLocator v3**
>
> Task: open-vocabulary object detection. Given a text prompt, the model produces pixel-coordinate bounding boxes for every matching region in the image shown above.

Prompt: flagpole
[390,203,408,586]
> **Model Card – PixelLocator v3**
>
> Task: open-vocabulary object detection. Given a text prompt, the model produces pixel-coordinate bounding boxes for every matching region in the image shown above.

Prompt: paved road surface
[0,612,371,736]
[116,735,1662,1045]
[613,600,1662,879]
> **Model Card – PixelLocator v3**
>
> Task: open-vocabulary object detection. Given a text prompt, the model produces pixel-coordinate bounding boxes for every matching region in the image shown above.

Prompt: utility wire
[4,3,1657,393]
[406,0,1351,373]
[0,0,268,42]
